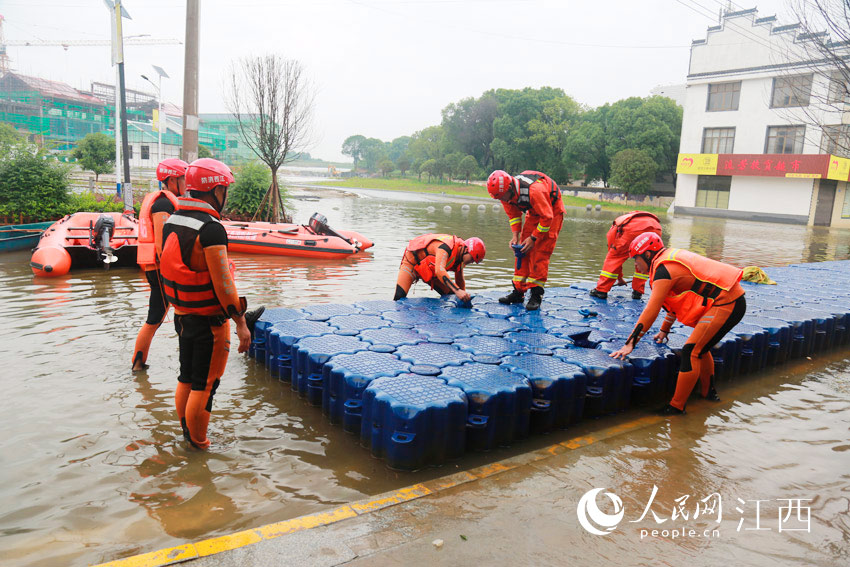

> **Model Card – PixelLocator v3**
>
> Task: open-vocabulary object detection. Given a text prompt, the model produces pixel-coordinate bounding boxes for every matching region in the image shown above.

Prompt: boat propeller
[93,215,119,268]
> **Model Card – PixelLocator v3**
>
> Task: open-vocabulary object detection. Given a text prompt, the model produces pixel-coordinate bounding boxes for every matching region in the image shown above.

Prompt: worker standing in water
[589,210,662,300]
[394,234,486,302]
[159,158,263,449]
[486,169,565,311]
[132,158,188,371]
[609,232,746,414]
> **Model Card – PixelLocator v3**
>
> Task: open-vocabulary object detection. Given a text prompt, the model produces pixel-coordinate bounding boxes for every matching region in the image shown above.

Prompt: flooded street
[1,186,849,566]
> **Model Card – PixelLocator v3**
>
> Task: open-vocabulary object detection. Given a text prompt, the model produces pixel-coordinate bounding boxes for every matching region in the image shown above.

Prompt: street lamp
[141,64,169,164]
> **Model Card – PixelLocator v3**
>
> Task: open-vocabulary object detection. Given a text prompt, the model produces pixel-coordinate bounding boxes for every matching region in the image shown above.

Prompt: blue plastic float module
[247,261,850,469]
[361,375,467,470]
[290,334,369,403]
[440,363,533,451]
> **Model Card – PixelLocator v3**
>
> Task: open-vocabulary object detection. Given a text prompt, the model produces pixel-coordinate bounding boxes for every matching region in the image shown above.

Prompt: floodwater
[0,186,848,566]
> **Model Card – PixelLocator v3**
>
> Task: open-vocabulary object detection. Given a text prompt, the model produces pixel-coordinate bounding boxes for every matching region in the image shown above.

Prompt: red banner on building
[716,154,829,178]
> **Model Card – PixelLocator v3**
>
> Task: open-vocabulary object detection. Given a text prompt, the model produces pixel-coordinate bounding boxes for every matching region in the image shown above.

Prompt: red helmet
[185,158,235,193]
[156,158,188,182]
[464,237,485,263]
[487,170,514,200]
[629,232,664,258]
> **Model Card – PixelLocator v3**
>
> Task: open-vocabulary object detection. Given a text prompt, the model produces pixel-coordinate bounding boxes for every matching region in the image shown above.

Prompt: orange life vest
[159,198,224,316]
[513,170,563,212]
[612,211,660,233]
[137,189,179,268]
[405,234,465,285]
[649,248,743,327]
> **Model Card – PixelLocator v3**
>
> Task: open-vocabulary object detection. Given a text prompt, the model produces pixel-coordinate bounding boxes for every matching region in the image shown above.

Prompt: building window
[821,125,850,158]
[128,145,133,159]
[141,145,150,160]
[228,125,238,133]
[828,71,849,105]
[695,175,731,209]
[771,74,813,108]
[706,82,741,111]
[765,125,805,154]
[701,127,735,153]
[228,140,238,149]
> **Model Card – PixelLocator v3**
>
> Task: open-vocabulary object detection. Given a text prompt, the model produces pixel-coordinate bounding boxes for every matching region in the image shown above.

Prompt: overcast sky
[2,0,796,162]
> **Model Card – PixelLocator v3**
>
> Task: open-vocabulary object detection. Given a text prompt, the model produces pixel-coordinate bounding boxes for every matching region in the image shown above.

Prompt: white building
[674,8,850,228]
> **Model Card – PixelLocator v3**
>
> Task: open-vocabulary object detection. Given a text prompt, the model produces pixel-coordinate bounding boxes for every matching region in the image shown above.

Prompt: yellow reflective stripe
[512,275,525,282]
[633,272,649,280]
[600,270,618,279]
[509,217,522,226]
[526,277,546,286]
[536,223,550,233]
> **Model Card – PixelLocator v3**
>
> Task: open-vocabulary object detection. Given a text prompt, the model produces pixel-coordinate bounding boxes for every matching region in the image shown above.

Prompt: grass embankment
[313,177,670,214]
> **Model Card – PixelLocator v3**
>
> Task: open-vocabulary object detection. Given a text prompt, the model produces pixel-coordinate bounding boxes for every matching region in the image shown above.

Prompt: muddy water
[0,186,848,565]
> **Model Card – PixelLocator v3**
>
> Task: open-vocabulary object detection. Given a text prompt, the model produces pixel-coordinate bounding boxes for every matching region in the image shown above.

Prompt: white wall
[728,176,814,215]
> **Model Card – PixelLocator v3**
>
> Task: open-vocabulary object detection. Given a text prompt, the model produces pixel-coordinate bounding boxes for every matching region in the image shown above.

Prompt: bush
[0,152,72,220]
[225,161,291,216]
[609,149,657,195]
[62,190,126,215]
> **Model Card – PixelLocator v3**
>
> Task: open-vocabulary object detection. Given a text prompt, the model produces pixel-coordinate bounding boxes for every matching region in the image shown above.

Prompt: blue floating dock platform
[249,260,850,470]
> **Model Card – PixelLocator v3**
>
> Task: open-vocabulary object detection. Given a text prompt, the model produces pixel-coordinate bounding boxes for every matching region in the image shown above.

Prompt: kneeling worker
[159,158,261,449]
[609,232,746,414]
[394,234,486,303]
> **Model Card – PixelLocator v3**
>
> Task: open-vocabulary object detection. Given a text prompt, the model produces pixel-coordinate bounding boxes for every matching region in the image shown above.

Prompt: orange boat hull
[222,221,373,259]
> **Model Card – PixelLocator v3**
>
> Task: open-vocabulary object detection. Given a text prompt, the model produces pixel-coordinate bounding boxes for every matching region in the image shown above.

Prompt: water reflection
[1,188,849,566]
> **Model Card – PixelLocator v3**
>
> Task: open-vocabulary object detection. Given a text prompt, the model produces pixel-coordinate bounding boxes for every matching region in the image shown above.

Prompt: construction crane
[0,15,181,74]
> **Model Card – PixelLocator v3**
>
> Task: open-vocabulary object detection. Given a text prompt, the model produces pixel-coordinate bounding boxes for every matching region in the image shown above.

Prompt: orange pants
[670,296,746,410]
[394,256,455,299]
[132,268,170,368]
[174,314,230,450]
[595,223,662,294]
[513,212,563,291]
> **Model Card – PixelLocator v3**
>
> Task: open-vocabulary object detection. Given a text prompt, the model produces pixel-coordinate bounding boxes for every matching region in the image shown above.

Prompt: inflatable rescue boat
[30,212,138,277]
[223,213,373,259]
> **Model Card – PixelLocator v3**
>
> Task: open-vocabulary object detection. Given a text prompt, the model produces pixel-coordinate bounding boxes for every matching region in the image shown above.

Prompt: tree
[0,152,70,219]
[606,97,681,180]
[72,132,114,181]
[784,1,850,157]
[419,158,437,182]
[226,54,315,223]
[565,107,611,186]
[225,161,273,216]
[457,155,478,183]
[397,156,411,176]
[360,137,387,172]
[378,159,394,177]
[198,144,213,159]
[441,94,499,168]
[609,149,657,195]
[342,134,367,169]
[0,124,26,162]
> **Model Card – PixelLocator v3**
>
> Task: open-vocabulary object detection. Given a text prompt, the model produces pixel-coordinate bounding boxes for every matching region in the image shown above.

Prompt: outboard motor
[93,214,118,267]
[308,212,331,235]
[307,212,361,251]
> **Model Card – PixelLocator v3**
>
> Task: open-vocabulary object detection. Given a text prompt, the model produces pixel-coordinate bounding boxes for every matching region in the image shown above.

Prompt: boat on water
[223,213,374,259]
[30,212,138,277]
[0,221,54,253]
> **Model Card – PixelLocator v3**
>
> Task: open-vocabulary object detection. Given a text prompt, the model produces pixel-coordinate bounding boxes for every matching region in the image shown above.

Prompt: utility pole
[105,0,133,213]
[182,0,199,163]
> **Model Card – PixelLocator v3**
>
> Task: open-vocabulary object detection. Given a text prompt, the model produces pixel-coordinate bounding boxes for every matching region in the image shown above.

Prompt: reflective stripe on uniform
[509,217,522,226]
[513,275,546,286]
[600,270,618,279]
[536,223,550,233]
[633,272,649,280]
[165,215,206,231]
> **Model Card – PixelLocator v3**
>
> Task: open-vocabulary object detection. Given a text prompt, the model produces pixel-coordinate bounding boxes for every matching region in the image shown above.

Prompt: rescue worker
[159,158,254,450]
[394,234,486,302]
[487,169,565,311]
[589,210,662,300]
[609,232,747,414]
[132,158,188,371]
